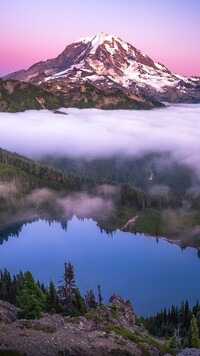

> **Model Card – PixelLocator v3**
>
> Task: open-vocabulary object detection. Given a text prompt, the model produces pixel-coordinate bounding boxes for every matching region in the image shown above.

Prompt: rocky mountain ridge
[3,32,200,103]
[1,295,199,355]
[0,79,163,112]
[0,295,173,355]
[0,78,62,112]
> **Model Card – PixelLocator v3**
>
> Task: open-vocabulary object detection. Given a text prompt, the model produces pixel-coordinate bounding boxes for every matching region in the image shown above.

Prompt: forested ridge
[1,148,199,210]
[1,148,200,247]
[0,147,96,193]
[140,300,200,350]
[0,79,162,113]
[41,153,197,194]
[0,79,63,112]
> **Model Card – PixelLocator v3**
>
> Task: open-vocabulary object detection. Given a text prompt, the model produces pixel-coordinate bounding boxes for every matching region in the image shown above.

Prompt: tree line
[140,300,200,350]
[0,263,103,320]
[41,153,194,194]
[0,147,96,194]
[1,147,200,214]
[1,145,200,249]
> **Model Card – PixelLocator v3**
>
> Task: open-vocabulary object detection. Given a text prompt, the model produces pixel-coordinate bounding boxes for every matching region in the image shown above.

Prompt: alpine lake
[0,216,200,317]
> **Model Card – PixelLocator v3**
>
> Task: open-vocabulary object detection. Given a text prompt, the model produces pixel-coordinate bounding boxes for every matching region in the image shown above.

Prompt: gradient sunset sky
[1,0,200,77]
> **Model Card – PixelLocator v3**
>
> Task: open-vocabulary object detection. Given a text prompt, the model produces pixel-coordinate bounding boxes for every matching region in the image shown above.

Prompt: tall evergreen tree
[0,269,12,302]
[185,300,191,329]
[18,271,45,319]
[58,262,86,316]
[46,280,62,314]
[73,288,87,316]
[97,284,103,306]
[196,311,200,335]
[0,270,25,306]
[85,288,97,311]
[58,262,76,316]
[189,315,200,348]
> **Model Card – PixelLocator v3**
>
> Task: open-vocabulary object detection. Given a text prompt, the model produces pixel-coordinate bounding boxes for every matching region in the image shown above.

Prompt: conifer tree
[189,315,200,348]
[0,269,12,302]
[58,262,86,316]
[85,288,97,311]
[196,311,200,335]
[58,262,76,316]
[11,275,20,305]
[18,271,45,319]
[97,284,103,306]
[73,288,87,316]
[185,300,191,329]
[46,280,62,314]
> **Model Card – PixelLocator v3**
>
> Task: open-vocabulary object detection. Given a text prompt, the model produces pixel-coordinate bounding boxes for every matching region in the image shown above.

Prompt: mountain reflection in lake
[0,217,199,316]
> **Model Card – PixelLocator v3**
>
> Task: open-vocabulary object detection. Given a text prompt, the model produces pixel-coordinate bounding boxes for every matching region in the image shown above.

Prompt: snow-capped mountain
[4,32,200,102]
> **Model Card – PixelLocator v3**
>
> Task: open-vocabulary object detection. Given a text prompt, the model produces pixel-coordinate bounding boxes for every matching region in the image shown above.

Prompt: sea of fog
[0,104,200,176]
[1,104,200,316]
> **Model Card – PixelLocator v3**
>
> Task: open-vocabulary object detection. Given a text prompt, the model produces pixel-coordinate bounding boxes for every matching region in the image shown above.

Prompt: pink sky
[1,0,200,77]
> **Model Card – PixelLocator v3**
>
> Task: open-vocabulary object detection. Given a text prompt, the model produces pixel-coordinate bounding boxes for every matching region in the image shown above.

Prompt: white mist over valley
[1,104,200,177]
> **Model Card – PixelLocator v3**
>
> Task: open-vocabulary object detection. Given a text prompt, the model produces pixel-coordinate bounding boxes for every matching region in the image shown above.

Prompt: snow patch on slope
[75,35,94,44]
[42,32,199,92]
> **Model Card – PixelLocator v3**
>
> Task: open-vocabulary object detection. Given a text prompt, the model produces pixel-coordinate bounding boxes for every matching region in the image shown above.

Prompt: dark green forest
[140,300,200,350]
[0,264,101,319]
[1,147,200,247]
[1,148,200,211]
[0,147,96,194]
[40,153,197,194]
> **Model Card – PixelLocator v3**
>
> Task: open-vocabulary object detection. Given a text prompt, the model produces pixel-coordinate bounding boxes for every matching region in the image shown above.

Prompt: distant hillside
[0,79,162,112]
[0,147,90,193]
[0,79,62,112]
[40,153,196,194]
[1,148,200,248]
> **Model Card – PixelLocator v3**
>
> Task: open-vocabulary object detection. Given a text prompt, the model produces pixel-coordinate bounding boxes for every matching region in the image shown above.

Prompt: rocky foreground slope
[0,295,174,356]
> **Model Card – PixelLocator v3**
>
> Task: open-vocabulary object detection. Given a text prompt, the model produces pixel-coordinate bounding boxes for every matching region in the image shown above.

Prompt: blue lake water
[0,217,199,316]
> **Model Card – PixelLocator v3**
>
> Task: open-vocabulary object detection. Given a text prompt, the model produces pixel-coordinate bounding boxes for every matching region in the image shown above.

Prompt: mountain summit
[3,33,200,103]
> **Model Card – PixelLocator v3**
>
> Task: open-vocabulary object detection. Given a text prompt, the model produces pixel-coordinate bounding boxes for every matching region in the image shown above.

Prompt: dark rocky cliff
[0,295,173,355]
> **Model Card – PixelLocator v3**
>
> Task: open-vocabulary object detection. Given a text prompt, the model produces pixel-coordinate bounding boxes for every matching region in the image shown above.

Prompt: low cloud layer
[25,188,115,220]
[0,104,200,175]
[57,193,114,218]
[0,188,116,234]
[149,184,171,196]
[0,182,17,198]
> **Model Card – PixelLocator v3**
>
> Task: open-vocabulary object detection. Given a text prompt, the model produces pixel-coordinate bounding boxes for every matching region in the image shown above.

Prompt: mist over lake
[1,104,200,317]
